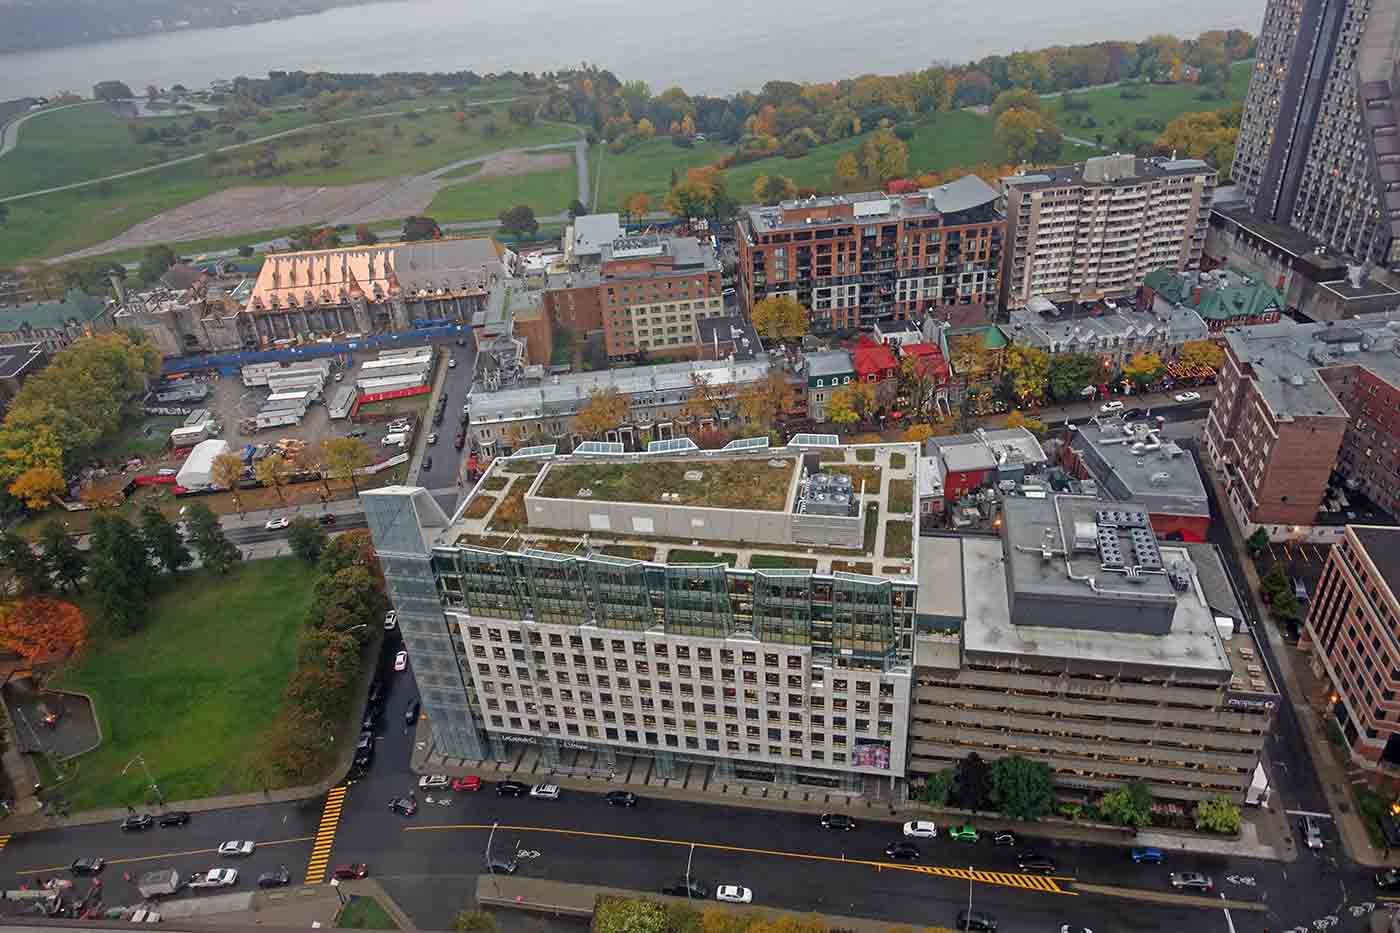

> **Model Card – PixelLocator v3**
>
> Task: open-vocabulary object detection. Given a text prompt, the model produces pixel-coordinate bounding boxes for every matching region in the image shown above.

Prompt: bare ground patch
[473,150,570,179]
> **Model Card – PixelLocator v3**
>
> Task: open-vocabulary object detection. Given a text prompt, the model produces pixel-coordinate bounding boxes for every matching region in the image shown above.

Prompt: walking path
[0,101,91,158]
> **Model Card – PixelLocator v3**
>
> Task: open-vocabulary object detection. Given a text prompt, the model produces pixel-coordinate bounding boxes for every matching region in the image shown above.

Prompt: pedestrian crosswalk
[304,786,347,884]
[0,833,12,853]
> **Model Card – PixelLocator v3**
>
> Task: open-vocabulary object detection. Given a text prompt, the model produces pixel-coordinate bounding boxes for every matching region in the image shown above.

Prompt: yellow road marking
[405,823,1075,896]
[304,786,348,885]
[14,835,315,876]
[0,834,11,852]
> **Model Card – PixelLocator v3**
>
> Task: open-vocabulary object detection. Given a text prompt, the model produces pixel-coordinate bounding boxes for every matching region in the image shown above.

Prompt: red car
[332,864,369,880]
[451,776,482,792]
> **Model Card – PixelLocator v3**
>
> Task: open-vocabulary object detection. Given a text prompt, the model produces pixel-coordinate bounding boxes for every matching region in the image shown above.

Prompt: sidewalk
[1200,448,1393,868]
[410,720,1285,861]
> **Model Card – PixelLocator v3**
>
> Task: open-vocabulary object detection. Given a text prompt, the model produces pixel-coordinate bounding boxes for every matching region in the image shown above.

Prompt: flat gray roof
[1002,154,1215,190]
[1006,302,1208,351]
[1221,313,1400,419]
[571,214,622,257]
[929,428,1048,473]
[1352,525,1400,598]
[743,176,1002,235]
[806,349,854,378]
[928,174,1001,214]
[916,535,965,620]
[1072,419,1209,519]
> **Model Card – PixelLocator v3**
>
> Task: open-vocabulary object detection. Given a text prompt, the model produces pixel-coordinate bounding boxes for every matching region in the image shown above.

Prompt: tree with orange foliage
[0,597,87,662]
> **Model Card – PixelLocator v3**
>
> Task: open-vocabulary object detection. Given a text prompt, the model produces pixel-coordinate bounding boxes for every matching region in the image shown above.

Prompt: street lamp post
[122,754,163,808]
[685,843,695,900]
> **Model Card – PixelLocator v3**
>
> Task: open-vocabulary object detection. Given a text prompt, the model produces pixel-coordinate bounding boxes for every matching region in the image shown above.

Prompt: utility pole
[122,754,163,808]
[966,866,974,929]
[686,843,695,899]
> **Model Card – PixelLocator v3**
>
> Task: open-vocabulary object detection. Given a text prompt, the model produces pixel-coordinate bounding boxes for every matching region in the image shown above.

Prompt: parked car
[955,909,998,931]
[368,680,385,704]
[394,650,409,671]
[486,858,518,875]
[1174,391,1202,403]
[715,885,753,904]
[1016,853,1056,874]
[317,513,337,526]
[1169,872,1213,891]
[991,831,1017,847]
[332,864,369,880]
[496,780,529,797]
[188,868,239,889]
[362,705,380,733]
[1303,815,1324,849]
[1130,847,1164,864]
[418,775,450,790]
[452,776,483,792]
[902,820,938,838]
[264,517,290,530]
[69,857,105,875]
[1100,401,1124,414]
[448,358,457,369]
[257,868,291,888]
[884,841,921,860]
[389,797,417,816]
[605,791,638,807]
[218,841,256,857]
[405,699,421,726]
[821,813,856,831]
[1121,407,1145,421]
[454,434,465,451]
[157,811,190,828]
[121,814,154,831]
[530,783,560,799]
[1376,869,1400,891]
[384,610,397,630]
[660,879,710,898]
[348,430,367,439]
[427,433,438,446]
[949,825,979,843]
[422,456,433,471]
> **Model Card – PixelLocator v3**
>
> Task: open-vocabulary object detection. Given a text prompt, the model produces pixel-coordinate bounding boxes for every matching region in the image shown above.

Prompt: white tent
[176,439,231,489]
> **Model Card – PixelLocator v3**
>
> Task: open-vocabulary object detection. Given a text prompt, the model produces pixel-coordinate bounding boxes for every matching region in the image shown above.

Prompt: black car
[955,909,998,931]
[1378,869,1400,891]
[354,731,375,767]
[389,796,417,816]
[660,879,709,898]
[361,704,381,731]
[991,830,1017,847]
[1016,853,1056,874]
[368,680,385,704]
[318,514,337,526]
[884,841,921,860]
[404,699,420,727]
[257,868,291,888]
[496,780,529,798]
[69,857,105,875]
[157,811,190,827]
[348,430,367,439]
[1121,407,1145,421]
[820,813,856,831]
[120,814,154,831]
[605,791,639,807]
[422,456,433,471]
[486,859,518,875]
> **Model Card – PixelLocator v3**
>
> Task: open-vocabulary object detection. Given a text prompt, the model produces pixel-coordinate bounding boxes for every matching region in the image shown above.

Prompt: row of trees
[258,531,389,785]
[920,752,1242,832]
[568,368,797,443]
[1002,340,1225,405]
[0,332,161,515]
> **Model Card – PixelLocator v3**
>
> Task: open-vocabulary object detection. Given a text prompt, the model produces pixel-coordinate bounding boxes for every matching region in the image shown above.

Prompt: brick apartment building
[1204,313,1400,541]
[1000,154,1216,310]
[735,176,1004,335]
[1303,525,1400,771]
[543,234,724,361]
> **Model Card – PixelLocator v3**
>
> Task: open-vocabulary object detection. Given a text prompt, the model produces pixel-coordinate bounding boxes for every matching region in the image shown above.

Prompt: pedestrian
[126,805,135,816]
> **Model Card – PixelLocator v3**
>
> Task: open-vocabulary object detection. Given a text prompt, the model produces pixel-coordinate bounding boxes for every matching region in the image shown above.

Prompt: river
[0,0,1265,100]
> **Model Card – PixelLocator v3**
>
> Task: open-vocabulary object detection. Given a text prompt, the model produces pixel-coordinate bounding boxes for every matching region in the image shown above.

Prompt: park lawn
[428,165,577,222]
[903,110,1004,172]
[592,137,732,211]
[337,897,399,930]
[52,558,316,811]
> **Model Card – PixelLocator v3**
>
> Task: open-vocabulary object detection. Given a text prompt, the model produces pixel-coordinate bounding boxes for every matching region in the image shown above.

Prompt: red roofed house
[899,342,951,419]
[853,337,899,405]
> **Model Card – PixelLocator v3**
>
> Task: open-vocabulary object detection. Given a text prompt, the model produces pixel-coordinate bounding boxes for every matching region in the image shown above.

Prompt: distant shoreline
[0,0,405,59]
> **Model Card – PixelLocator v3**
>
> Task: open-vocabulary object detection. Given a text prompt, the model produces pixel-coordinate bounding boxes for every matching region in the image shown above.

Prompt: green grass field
[428,165,577,221]
[337,897,399,930]
[438,162,484,180]
[53,558,316,810]
[592,138,732,210]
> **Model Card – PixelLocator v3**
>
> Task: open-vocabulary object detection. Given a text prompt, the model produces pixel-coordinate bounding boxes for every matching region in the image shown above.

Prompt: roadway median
[1073,881,1265,911]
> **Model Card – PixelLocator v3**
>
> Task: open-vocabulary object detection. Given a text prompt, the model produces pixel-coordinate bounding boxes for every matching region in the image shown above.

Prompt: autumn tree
[186,502,240,575]
[211,452,245,490]
[827,382,877,428]
[991,88,1042,118]
[1123,351,1166,387]
[737,370,795,427]
[995,107,1042,162]
[853,128,909,185]
[140,504,190,574]
[0,597,87,662]
[750,295,809,341]
[1156,109,1238,179]
[834,152,861,191]
[897,355,945,423]
[317,437,373,495]
[752,174,797,205]
[39,522,85,592]
[1178,339,1225,373]
[622,191,652,220]
[573,387,628,439]
[1004,344,1050,402]
[255,453,291,505]
[1004,410,1048,437]
[902,424,935,443]
[682,371,735,424]
[9,465,65,511]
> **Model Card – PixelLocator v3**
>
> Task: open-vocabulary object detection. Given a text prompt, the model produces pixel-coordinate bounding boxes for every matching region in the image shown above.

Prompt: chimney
[1192,287,1201,305]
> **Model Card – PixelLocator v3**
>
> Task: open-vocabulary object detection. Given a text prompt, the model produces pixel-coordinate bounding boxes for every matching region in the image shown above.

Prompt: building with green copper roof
[0,289,110,353]
[1142,267,1283,332]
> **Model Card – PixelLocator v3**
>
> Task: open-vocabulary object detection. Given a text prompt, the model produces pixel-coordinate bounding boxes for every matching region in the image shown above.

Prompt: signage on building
[1225,692,1278,712]
[501,733,591,751]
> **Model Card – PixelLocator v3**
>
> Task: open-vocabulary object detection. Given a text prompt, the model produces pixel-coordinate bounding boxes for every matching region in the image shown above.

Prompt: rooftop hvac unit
[1149,471,1172,486]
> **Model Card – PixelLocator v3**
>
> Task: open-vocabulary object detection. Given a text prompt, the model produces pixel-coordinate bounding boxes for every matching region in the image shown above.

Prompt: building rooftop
[1071,418,1209,519]
[852,339,897,378]
[695,315,763,361]
[927,428,1048,475]
[1221,313,1400,420]
[1006,297,1208,352]
[478,282,545,337]
[806,349,854,379]
[1210,204,1326,259]
[597,235,719,278]
[0,341,45,380]
[533,457,796,511]
[1002,154,1215,190]
[742,176,1002,236]
[570,214,623,259]
[466,356,773,424]
[1316,270,1400,303]
[1352,525,1400,600]
[0,289,108,333]
[1144,266,1284,322]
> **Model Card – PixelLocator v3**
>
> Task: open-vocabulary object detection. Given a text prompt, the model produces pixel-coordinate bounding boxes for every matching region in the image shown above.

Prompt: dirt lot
[472,149,570,179]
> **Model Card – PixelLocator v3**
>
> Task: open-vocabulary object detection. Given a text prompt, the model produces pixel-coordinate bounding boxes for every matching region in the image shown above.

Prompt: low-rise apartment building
[1001,154,1216,311]
[1303,525,1400,772]
[1004,294,1208,369]
[1204,313,1400,540]
[736,177,1004,334]
[911,495,1277,802]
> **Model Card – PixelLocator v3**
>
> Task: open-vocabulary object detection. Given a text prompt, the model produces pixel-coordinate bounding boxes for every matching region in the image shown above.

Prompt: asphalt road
[415,337,478,506]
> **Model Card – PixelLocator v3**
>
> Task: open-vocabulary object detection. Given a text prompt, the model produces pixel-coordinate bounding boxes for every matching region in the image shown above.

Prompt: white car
[529,783,560,799]
[264,517,290,530]
[217,840,255,857]
[188,868,239,888]
[418,774,450,789]
[427,433,438,446]
[384,610,397,630]
[448,358,457,369]
[394,650,408,671]
[1174,391,1201,403]
[902,820,938,839]
[715,885,752,904]
[1100,401,1124,413]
